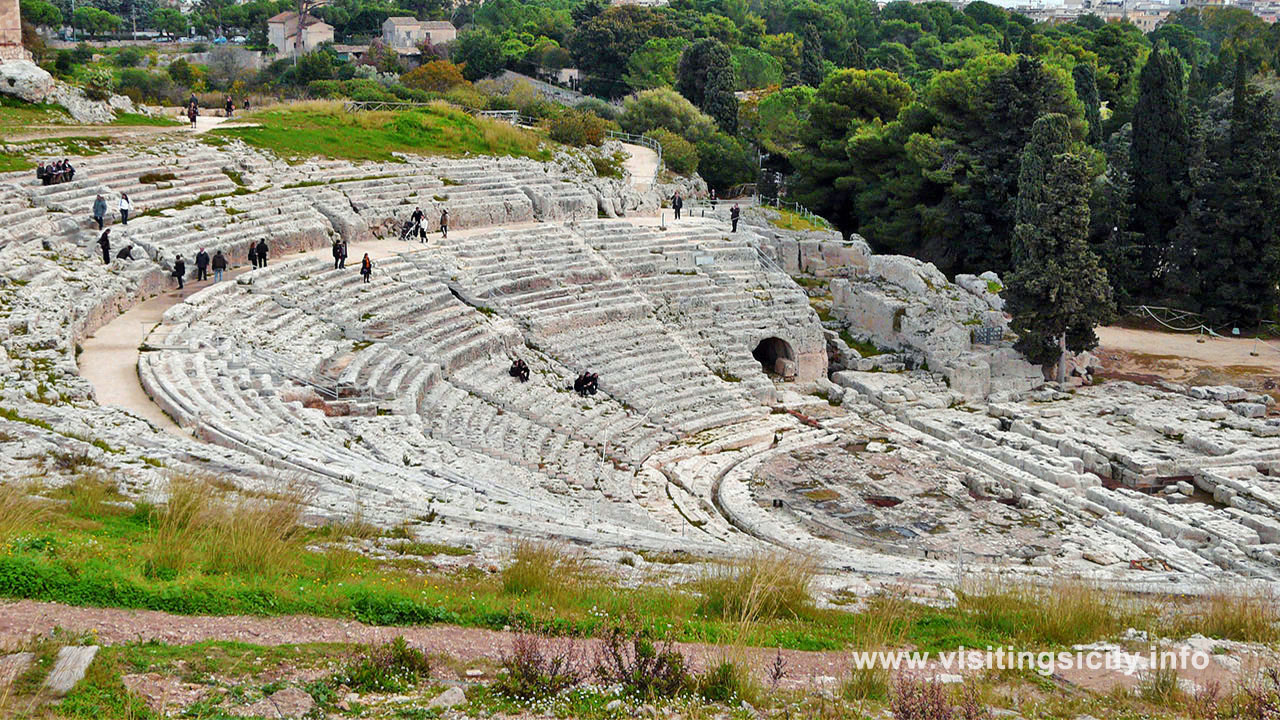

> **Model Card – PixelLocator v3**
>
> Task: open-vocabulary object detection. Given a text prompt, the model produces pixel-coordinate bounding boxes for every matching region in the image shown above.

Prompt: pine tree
[1006,114,1113,373]
[800,24,824,87]
[1129,44,1190,300]
[675,38,738,133]
[1072,63,1102,145]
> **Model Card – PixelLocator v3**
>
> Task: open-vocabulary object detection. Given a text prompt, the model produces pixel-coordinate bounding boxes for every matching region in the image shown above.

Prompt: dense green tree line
[19,0,1280,345]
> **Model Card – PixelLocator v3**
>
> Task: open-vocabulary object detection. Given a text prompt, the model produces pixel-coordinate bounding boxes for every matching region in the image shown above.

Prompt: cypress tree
[1174,67,1280,327]
[1006,114,1113,373]
[800,24,824,87]
[1072,63,1102,145]
[1129,44,1190,299]
[703,65,739,134]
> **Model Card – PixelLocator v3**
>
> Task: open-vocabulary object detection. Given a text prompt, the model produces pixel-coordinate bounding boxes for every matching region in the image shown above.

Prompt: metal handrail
[605,130,663,186]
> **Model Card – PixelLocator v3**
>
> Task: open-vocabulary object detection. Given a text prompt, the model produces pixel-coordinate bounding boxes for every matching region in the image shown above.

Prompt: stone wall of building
[0,0,30,63]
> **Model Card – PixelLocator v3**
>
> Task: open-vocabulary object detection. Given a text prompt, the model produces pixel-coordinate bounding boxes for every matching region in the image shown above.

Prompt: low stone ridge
[0,138,1276,595]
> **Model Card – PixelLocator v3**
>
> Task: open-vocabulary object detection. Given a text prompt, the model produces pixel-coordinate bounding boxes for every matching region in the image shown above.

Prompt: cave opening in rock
[753,336,795,376]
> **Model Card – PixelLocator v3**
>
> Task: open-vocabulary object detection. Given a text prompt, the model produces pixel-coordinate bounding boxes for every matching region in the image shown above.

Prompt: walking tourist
[119,193,132,225]
[730,204,740,233]
[439,208,449,239]
[255,239,268,267]
[92,194,107,230]
[195,248,209,281]
[97,229,110,265]
[360,254,373,283]
[211,249,226,282]
[172,255,186,290]
[672,192,683,220]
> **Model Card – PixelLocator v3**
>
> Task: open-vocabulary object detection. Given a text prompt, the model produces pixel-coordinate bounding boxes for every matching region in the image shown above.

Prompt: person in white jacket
[119,193,132,225]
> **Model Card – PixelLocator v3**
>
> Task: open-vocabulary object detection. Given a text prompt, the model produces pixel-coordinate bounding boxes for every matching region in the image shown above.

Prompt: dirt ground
[1095,326,1280,402]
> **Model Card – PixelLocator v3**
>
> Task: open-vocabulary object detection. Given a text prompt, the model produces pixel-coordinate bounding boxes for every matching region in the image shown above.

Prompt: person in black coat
[255,239,268,267]
[195,248,210,281]
[360,253,372,283]
[116,245,133,261]
[97,229,110,265]
[730,203,740,233]
[672,192,683,219]
[211,249,226,281]
[172,255,186,290]
[247,240,258,268]
[332,241,343,269]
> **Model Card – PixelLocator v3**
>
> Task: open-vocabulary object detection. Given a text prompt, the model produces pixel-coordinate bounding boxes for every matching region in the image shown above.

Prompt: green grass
[111,112,184,127]
[767,206,830,232]
[0,95,70,129]
[0,481,1276,659]
[0,151,33,172]
[209,100,552,164]
[840,330,885,357]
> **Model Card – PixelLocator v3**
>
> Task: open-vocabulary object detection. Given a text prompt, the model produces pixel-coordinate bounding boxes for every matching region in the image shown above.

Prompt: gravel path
[0,600,856,690]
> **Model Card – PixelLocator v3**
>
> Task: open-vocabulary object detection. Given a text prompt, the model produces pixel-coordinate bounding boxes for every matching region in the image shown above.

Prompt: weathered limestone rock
[43,646,98,697]
[0,60,52,102]
[428,686,467,709]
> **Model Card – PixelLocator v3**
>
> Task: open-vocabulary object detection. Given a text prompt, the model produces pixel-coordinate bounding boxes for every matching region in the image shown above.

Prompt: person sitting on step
[509,358,529,383]
[584,372,599,395]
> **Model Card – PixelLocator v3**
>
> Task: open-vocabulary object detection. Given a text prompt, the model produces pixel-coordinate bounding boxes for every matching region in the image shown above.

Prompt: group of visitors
[402,207,449,242]
[247,239,269,268]
[574,371,599,396]
[36,160,75,185]
[92,193,132,230]
[168,248,227,289]
[508,358,530,383]
[332,240,349,269]
[186,95,247,129]
[96,229,135,265]
[669,191,741,232]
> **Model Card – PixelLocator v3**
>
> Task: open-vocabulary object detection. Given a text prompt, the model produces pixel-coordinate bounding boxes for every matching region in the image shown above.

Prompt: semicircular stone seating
[138,197,830,552]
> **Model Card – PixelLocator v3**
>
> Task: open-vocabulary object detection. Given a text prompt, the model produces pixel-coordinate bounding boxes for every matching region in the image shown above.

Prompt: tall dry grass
[0,480,49,548]
[956,575,1127,646]
[500,539,586,599]
[695,550,817,623]
[1177,589,1280,643]
[143,473,307,579]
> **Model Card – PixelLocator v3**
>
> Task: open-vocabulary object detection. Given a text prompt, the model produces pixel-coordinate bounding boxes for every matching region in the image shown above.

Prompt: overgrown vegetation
[209,101,551,164]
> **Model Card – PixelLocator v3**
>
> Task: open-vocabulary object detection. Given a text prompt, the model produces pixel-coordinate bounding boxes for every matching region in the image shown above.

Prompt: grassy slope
[208,100,552,164]
[1,478,1275,657]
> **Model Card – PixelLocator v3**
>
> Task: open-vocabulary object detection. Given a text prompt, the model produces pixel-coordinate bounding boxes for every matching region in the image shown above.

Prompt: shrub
[695,132,757,191]
[500,539,584,598]
[306,80,342,98]
[575,97,620,122]
[1138,666,1182,706]
[142,473,215,579]
[644,128,697,175]
[695,550,815,622]
[593,618,689,700]
[402,60,468,93]
[695,661,758,705]
[618,87,716,143]
[114,46,143,67]
[332,637,431,693]
[890,674,953,720]
[82,66,116,101]
[167,57,194,86]
[546,110,609,147]
[54,50,73,76]
[494,631,584,699]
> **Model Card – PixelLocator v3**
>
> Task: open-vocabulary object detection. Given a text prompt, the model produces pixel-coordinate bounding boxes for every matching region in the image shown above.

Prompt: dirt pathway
[618,142,659,191]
